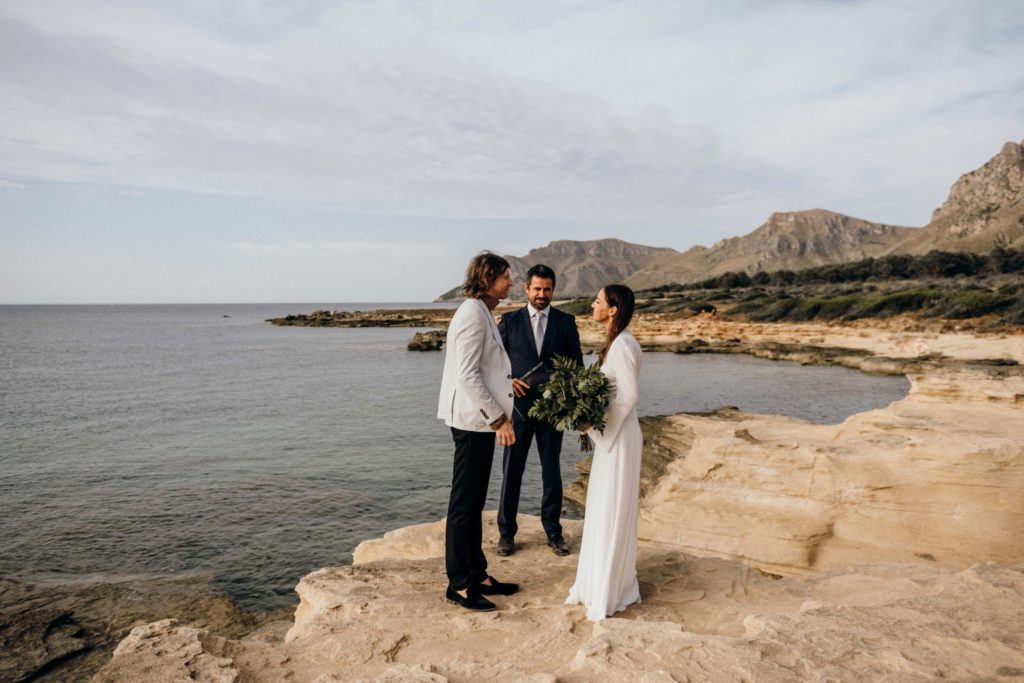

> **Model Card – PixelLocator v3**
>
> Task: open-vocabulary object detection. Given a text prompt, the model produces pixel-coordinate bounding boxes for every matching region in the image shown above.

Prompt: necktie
[533,311,546,355]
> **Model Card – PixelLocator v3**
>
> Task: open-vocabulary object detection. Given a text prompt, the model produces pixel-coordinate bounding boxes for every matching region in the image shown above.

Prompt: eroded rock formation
[639,367,1024,574]
[87,318,1024,681]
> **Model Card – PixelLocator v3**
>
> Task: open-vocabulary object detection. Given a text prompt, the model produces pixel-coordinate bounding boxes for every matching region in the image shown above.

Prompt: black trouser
[497,417,564,540]
[445,427,495,591]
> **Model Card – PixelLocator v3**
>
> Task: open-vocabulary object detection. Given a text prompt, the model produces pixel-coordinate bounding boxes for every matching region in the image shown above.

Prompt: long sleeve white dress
[565,329,643,621]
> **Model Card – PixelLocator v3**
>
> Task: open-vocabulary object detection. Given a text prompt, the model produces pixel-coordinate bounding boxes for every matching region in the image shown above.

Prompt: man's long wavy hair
[598,284,636,365]
[463,251,511,299]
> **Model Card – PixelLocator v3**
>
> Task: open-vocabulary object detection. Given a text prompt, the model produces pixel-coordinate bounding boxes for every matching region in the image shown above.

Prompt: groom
[497,264,583,556]
[437,251,520,611]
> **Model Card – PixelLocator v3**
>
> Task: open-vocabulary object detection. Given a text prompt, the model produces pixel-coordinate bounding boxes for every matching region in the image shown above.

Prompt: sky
[1,1,1022,303]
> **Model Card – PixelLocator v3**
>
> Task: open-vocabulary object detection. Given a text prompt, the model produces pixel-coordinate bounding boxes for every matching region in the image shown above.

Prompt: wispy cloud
[1,1,1021,302]
[224,239,449,257]
[0,179,27,193]
[4,1,1019,228]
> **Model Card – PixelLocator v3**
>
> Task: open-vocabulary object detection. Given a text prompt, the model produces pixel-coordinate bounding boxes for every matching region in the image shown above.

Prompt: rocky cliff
[638,366,1024,574]
[894,139,1024,254]
[665,209,914,283]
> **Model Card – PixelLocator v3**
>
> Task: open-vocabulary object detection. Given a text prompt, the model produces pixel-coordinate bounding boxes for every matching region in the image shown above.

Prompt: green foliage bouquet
[528,355,614,452]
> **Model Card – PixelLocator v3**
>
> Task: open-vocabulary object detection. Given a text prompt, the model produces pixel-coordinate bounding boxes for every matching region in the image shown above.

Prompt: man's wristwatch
[489,415,508,430]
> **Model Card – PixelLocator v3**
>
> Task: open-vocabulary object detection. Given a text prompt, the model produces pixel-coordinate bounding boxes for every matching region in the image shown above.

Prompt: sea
[0,304,910,609]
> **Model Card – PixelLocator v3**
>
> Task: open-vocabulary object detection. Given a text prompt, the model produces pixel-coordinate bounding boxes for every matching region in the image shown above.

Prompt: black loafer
[445,586,496,611]
[548,536,570,556]
[496,536,515,556]
[477,575,519,596]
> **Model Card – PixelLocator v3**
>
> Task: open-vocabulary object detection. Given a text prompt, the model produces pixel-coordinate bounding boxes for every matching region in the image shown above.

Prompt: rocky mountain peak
[529,238,672,260]
[894,138,1024,253]
[708,209,913,264]
[930,139,1024,231]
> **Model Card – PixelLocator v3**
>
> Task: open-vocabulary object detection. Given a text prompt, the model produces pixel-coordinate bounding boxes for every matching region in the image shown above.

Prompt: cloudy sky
[1,0,1021,303]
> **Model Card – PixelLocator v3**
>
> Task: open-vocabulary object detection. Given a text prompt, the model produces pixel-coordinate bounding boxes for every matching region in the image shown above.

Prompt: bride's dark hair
[598,284,635,365]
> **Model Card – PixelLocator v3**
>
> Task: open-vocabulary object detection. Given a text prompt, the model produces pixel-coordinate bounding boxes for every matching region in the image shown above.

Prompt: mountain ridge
[437,138,1024,300]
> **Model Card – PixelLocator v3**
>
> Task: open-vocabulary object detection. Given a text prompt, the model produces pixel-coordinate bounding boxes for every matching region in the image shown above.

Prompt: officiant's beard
[526,278,554,310]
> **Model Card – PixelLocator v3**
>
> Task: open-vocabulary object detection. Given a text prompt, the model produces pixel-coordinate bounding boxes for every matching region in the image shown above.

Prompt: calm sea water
[0,304,909,609]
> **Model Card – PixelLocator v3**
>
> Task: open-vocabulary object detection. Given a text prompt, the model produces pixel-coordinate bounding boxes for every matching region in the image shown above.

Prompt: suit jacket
[437,298,515,432]
[498,304,584,421]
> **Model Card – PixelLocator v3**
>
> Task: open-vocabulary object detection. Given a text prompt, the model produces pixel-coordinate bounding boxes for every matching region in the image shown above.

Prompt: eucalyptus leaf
[527,355,614,434]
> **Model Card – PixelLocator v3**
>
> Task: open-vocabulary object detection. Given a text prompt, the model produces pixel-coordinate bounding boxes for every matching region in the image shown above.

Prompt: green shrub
[560,298,593,315]
[929,291,1017,319]
[845,289,938,319]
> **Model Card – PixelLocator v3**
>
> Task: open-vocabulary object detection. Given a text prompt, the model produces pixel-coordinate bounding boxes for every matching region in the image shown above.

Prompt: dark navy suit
[497,305,584,540]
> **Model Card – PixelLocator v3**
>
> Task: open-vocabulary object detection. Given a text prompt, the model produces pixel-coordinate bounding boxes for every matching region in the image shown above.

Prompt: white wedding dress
[565,330,643,621]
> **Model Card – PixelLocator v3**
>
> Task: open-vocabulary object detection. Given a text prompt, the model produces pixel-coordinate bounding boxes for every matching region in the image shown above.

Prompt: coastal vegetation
[561,248,1024,327]
[663,247,1024,289]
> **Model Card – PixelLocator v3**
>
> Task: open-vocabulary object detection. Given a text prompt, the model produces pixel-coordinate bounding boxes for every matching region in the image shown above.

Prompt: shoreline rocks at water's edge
[0,575,291,683]
[267,309,455,329]
[274,305,1024,370]
[406,330,446,351]
[90,318,1024,682]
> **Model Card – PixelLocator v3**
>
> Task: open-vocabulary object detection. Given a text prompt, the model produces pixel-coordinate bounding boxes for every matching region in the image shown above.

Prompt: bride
[565,284,643,621]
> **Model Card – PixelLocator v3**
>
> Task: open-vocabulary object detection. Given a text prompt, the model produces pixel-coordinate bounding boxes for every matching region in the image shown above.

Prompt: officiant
[497,264,584,557]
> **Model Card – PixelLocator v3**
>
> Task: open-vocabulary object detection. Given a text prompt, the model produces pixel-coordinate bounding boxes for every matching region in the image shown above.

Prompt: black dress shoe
[477,575,519,596]
[496,536,515,556]
[548,535,570,556]
[445,586,496,611]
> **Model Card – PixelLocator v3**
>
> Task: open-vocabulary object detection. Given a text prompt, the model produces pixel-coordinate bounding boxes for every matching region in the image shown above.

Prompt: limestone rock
[363,664,447,682]
[639,367,1024,574]
[281,517,587,682]
[90,318,1024,682]
[406,330,446,351]
[352,519,446,565]
[130,545,1022,682]
[568,562,1024,682]
[92,619,238,683]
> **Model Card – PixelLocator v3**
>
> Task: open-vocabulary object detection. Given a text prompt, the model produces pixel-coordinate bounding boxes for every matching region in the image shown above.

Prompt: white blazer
[437,298,514,432]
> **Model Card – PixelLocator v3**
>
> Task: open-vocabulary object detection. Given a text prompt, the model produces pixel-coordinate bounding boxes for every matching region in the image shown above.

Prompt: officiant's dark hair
[599,284,635,365]
[526,264,556,288]
[463,251,511,298]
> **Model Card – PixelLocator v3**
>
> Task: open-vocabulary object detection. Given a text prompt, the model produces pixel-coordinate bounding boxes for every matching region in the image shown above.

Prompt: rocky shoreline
[12,312,1022,681]
[0,575,291,682]
[266,308,457,328]
[81,313,1023,682]
[272,305,1024,371]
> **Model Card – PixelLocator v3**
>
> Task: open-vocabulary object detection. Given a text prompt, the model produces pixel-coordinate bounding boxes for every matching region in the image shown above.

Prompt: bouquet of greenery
[528,355,614,452]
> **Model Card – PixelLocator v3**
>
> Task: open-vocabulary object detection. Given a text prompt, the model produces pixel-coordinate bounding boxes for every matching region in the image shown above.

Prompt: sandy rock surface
[638,368,1024,574]
[88,319,1024,682]
[93,619,239,683]
[576,312,1024,364]
[93,514,1024,682]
